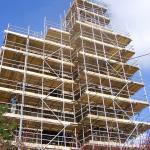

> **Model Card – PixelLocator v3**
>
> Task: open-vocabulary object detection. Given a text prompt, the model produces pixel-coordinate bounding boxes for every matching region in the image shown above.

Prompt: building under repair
[0,0,150,149]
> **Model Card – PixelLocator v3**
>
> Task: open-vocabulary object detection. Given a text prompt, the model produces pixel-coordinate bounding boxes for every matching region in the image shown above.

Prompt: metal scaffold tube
[40,16,46,149]
[18,26,30,150]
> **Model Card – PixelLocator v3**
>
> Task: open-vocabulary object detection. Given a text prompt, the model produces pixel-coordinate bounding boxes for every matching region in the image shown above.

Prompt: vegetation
[0,105,17,150]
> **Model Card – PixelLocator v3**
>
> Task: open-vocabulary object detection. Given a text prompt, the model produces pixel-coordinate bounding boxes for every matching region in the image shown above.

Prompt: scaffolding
[0,0,150,149]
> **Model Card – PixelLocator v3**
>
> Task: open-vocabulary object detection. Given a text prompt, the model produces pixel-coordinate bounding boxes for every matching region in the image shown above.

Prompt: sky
[0,0,150,100]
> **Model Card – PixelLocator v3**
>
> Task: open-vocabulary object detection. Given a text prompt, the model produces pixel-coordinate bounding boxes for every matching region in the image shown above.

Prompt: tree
[0,104,17,150]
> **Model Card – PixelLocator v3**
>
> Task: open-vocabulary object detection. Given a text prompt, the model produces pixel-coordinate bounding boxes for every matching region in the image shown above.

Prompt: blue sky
[0,0,71,44]
[0,0,149,102]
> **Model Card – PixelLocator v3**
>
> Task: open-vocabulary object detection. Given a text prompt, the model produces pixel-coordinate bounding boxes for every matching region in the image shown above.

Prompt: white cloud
[95,0,150,69]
